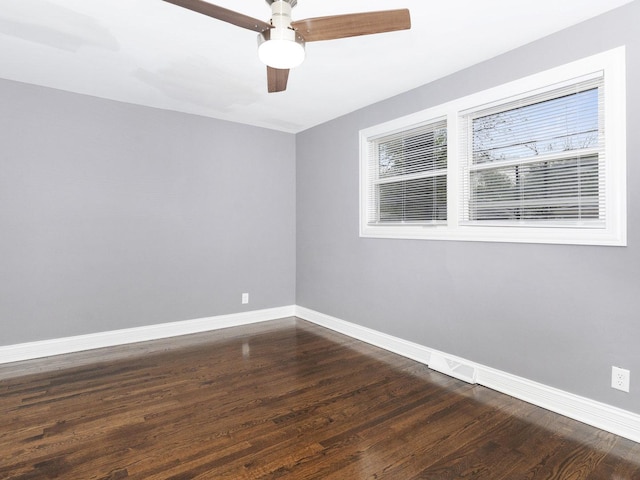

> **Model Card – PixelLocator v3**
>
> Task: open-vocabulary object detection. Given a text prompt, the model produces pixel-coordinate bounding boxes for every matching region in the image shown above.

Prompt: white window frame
[359,47,626,246]
[364,117,449,228]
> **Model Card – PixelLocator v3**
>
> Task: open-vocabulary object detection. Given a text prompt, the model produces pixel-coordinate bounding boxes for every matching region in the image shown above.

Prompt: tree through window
[369,120,447,225]
[464,82,603,224]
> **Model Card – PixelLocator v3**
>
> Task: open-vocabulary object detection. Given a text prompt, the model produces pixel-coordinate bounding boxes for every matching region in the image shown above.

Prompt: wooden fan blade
[163,0,271,33]
[292,9,410,42]
[267,67,290,93]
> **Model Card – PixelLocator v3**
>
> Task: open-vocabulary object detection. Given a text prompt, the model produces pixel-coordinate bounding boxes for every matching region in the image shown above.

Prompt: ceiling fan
[163,0,411,93]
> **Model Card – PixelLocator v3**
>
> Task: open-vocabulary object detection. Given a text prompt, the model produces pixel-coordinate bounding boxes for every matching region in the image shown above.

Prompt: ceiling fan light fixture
[164,0,411,92]
[258,28,305,69]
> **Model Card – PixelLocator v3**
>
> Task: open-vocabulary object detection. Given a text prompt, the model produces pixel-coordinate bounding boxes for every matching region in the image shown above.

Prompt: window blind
[366,120,447,225]
[460,75,605,227]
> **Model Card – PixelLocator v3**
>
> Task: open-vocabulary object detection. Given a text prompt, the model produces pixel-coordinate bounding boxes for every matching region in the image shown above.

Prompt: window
[360,47,626,245]
[460,77,603,226]
[364,120,447,225]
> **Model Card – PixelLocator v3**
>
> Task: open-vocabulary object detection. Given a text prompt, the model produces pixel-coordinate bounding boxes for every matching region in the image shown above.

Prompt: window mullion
[373,169,448,185]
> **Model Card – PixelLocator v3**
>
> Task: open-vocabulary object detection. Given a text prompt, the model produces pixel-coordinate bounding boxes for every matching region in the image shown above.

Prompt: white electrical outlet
[611,366,630,392]
[241,293,249,304]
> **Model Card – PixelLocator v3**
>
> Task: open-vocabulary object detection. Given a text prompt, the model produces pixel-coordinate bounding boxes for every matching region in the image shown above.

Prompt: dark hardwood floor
[1,318,639,479]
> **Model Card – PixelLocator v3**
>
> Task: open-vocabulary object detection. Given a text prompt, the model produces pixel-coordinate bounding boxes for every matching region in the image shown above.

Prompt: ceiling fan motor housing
[258,0,305,69]
[264,0,298,10]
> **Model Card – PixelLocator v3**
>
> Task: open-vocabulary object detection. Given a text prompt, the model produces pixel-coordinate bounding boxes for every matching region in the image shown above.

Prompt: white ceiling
[0,0,633,133]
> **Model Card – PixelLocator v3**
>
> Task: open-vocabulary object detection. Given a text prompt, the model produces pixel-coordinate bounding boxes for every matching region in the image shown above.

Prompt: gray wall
[1,1,637,416]
[296,1,640,414]
[1,80,296,345]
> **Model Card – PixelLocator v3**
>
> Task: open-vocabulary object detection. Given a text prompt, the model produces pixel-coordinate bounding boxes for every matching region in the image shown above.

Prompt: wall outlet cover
[611,366,630,393]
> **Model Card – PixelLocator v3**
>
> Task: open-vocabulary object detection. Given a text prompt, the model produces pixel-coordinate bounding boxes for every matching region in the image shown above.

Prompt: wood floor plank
[1,318,639,479]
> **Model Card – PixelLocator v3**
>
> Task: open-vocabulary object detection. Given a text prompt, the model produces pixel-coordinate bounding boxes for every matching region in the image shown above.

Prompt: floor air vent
[429,352,477,384]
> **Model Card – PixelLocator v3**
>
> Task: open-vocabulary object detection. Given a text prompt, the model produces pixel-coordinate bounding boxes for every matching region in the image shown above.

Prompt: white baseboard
[295,306,640,444]
[476,365,640,444]
[2,304,638,443]
[0,305,296,365]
